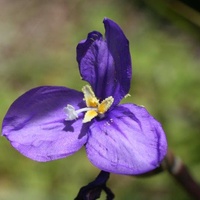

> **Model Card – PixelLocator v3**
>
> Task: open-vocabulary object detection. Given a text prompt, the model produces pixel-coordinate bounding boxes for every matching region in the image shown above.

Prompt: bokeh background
[1,0,200,199]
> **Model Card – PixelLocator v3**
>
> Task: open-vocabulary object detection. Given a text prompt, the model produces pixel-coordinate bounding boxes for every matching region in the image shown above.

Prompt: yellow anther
[82,85,99,107]
[83,110,98,123]
[65,85,114,123]
[98,96,114,114]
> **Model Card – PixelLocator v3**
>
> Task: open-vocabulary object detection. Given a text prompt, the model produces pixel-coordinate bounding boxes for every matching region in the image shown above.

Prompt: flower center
[64,85,114,123]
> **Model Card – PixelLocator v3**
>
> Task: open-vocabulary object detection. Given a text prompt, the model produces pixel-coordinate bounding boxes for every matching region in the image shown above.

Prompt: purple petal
[2,86,88,162]
[76,18,132,106]
[86,104,167,175]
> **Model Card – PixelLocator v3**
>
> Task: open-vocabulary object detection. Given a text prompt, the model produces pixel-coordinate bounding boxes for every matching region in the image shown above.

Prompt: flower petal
[86,104,167,175]
[2,86,88,162]
[76,18,132,106]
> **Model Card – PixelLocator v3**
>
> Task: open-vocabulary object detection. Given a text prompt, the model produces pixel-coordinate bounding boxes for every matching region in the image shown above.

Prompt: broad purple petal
[2,86,88,162]
[86,104,167,175]
[76,18,132,106]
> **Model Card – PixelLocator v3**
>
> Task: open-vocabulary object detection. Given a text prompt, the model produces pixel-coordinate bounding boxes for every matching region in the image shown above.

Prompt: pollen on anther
[98,96,114,114]
[83,110,98,123]
[82,85,99,107]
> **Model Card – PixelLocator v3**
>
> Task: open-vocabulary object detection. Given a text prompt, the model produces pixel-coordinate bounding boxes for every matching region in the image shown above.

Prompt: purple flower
[2,18,167,175]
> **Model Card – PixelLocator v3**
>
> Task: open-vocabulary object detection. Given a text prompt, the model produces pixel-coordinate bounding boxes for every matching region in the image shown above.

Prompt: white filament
[64,104,97,121]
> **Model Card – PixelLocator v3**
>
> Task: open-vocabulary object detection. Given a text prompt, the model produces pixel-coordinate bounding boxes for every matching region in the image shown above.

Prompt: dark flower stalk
[75,171,114,200]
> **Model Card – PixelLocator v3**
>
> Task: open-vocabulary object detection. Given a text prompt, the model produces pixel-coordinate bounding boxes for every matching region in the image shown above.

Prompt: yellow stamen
[82,85,99,107]
[98,96,114,114]
[83,110,98,123]
[65,85,114,123]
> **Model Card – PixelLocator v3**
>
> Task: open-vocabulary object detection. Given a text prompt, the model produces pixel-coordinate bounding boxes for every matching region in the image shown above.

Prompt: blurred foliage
[0,0,200,199]
[132,0,200,39]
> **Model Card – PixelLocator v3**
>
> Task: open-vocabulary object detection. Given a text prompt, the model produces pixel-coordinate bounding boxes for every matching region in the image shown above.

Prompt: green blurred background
[1,0,200,199]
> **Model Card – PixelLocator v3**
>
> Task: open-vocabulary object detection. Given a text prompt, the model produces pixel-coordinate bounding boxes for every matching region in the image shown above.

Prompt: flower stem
[74,170,114,200]
[162,150,200,199]
[74,150,200,199]
[140,150,200,199]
